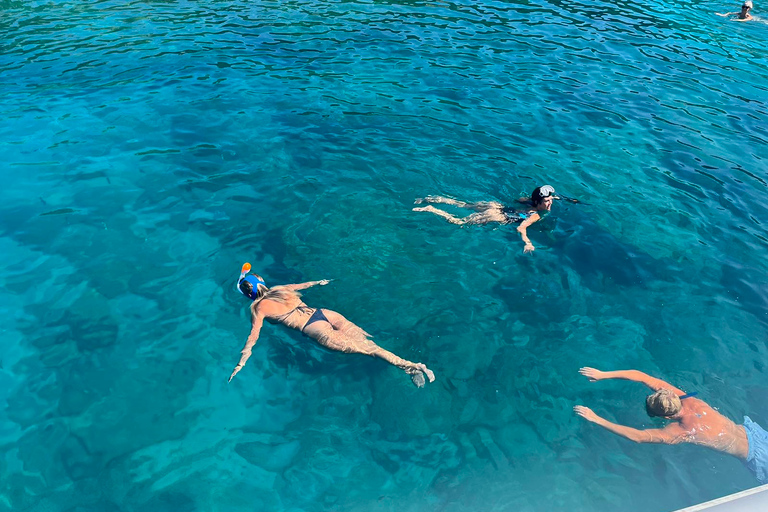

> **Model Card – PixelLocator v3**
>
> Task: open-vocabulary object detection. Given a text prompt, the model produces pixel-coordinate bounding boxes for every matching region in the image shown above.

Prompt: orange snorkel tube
[236,263,265,300]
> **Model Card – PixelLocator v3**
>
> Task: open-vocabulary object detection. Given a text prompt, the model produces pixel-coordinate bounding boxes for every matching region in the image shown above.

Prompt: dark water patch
[65,501,123,512]
[234,438,301,472]
[137,491,197,512]
[60,433,101,481]
[64,292,120,352]
[551,210,681,291]
[720,263,768,328]
[40,207,79,216]
[493,267,573,325]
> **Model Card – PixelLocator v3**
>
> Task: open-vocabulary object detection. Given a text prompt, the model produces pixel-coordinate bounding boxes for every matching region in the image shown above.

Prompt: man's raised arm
[579,367,685,394]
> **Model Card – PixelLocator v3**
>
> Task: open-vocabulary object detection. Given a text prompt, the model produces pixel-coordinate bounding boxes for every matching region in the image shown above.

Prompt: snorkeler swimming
[717,0,755,20]
[229,264,436,387]
[414,185,566,253]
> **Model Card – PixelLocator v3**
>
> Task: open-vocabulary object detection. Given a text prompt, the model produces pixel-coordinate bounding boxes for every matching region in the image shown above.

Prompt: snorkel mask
[539,185,555,198]
[531,185,556,206]
[236,262,266,300]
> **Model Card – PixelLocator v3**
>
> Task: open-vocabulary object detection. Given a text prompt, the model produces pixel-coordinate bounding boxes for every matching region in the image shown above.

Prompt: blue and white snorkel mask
[236,262,266,301]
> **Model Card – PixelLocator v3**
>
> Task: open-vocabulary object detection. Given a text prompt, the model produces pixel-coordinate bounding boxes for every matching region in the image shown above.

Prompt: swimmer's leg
[371,347,436,387]
[414,205,507,226]
[463,209,507,225]
[415,196,472,208]
[415,196,503,211]
[413,205,469,225]
[304,323,435,387]
[321,309,372,338]
[472,201,504,210]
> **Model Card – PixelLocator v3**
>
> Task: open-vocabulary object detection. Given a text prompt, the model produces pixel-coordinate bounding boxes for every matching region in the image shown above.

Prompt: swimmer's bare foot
[413,205,439,213]
[415,196,444,205]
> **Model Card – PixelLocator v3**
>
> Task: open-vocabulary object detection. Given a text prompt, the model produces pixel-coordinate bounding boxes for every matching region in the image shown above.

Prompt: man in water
[574,367,768,484]
[717,0,754,20]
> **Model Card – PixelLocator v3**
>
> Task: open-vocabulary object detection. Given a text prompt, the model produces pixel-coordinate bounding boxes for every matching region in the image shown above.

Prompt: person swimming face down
[645,389,683,418]
[531,185,556,212]
[230,263,437,387]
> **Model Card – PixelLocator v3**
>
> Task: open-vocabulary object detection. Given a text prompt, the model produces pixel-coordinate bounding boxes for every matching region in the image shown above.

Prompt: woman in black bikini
[413,185,558,253]
[228,264,436,387]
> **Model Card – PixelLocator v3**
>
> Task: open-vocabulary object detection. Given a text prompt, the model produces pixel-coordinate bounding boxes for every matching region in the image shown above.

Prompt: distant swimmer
[717,0,754,20]
[228,264,436,387]
[574,367,768,484]
[414,185,571,253]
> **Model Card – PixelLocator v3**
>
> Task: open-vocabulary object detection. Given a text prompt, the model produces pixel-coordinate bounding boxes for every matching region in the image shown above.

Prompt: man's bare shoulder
[679,400,737,431]
[682,398,725,418]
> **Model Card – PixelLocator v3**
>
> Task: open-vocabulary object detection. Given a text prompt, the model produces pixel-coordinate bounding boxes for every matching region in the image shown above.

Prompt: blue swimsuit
[743,416,768,484]
[502,207,535,224]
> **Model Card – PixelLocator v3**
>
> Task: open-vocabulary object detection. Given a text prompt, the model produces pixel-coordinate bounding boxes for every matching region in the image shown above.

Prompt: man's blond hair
[645,389,682,417]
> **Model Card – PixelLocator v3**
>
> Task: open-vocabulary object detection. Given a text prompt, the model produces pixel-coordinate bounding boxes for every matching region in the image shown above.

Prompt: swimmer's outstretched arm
[516,214,541,253]
[229,311,265,382]
[574,406,684,444]
[579,367,685,394]
[282,279,332,291]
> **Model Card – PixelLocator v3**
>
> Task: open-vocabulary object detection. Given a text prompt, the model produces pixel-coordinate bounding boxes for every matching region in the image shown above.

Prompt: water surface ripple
[1,0,767,511]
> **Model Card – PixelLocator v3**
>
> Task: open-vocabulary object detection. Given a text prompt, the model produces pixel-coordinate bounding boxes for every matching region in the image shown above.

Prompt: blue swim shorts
[743,416,768,484]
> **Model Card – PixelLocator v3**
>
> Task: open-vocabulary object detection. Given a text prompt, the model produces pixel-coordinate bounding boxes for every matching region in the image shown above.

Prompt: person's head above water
[531,185,556,211]
[237,262,268,301]
[645,389,683,418]
[716,1,754,19]
[741,1,753,14]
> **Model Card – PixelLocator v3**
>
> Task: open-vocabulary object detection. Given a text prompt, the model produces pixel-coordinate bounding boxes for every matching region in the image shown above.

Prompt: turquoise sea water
[1,0,767,510]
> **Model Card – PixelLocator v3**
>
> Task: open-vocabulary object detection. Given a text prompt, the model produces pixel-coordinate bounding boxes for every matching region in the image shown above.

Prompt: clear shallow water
[1,0,767,510]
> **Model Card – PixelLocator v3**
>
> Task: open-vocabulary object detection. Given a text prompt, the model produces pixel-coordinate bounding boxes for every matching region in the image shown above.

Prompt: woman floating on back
[414,185,565,253]
[229,264,435,387]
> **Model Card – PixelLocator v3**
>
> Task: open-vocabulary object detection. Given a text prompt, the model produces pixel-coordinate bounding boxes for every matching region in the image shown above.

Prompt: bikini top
[266,303,315,329]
